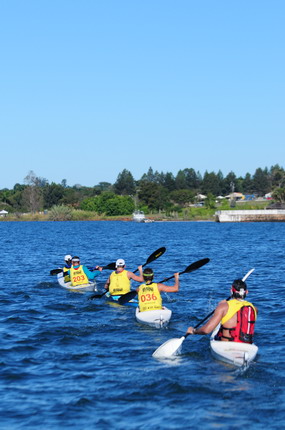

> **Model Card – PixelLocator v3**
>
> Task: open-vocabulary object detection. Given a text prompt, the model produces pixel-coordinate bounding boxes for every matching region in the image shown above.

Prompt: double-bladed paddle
[152,268,255,359]
[132,247,166,274]
[118,257,210,305]
[89,247,166,301]
[50,262,116,276]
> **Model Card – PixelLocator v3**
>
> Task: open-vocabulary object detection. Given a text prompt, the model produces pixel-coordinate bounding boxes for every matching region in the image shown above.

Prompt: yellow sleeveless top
[109,270,130,296]
[70,265,89,286]
[138,282,162,312]
[221,299,257,325]
[63,267,70,282]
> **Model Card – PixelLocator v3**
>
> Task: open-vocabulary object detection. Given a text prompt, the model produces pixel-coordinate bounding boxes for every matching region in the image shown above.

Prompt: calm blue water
[1,221,285,429]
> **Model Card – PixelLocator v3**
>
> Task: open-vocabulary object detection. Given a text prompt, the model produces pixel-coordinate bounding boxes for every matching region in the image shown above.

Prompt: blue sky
[1,0,284,189]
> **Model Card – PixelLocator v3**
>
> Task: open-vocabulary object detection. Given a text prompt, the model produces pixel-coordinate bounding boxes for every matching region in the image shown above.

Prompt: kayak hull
[135,306,172,328]
[210,325,258,367]
[57,273,97,292]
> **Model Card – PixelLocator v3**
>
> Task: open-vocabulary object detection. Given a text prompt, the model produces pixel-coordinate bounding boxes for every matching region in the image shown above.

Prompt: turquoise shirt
[66,265,101,280]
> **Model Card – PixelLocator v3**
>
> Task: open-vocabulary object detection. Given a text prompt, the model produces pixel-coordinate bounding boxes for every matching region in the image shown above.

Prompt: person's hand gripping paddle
[152,268,255,359]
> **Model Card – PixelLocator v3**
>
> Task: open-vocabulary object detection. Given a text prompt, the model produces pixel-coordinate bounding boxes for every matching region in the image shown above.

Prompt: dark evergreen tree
[175,170,187,190]
[183,168,201,190]
[138,182,169,210]
[114,169,136,195]
[241,173,253,194]
[252,168,271,195]
[201,171,222,195]
[162,172,176,192]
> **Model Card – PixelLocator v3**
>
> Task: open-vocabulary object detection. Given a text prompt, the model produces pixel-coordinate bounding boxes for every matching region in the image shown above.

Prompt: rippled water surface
[1,221,285,429]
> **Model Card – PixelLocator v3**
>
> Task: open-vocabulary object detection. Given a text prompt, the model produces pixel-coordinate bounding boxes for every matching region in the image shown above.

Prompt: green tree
[138,182,169,210]
[175,170,187,190]
[162,172,176,192]
[204,193,216,209]
[81,192,134,215]
[241,173,253,194]
[104,196,135,215]
[169,189,195,206]
[95,182,113,192]
[43,183,64,208]
[183,168,201,190]
[140,167,156,183]
[272,187,285,203]
[201,171,222,195]
[252,168,270,195]
[114,169,136,195]
[269,165,285,188]
[0,189,12,205]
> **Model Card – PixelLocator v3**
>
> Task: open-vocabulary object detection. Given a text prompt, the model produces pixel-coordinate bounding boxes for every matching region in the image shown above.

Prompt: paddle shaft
[159,258,210,283]
[118,258,210,305]
[90,248,166,301]
[50,262,116,276]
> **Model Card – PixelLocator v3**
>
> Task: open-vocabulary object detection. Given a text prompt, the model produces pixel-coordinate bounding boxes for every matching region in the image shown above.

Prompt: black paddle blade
[183,258,210,274]
[50,268,63,275]
[102,262,116,270]
[133,247,166,274]
[118,290,138,305]
[88,291,107,300]
[146,247,166,264]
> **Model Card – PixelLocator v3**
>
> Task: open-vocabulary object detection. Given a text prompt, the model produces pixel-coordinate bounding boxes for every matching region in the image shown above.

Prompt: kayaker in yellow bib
[104,259,143,296]
[63,254,72,282]
[66,256,103,286]
[187,279,258,343]
[136,268,180,312]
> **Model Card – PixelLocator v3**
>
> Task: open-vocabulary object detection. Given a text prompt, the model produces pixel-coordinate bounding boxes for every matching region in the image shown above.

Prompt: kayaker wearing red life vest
[136,268,180,312]
[104,259,143,296]
[66,256,103,287]
[187,279,258,343]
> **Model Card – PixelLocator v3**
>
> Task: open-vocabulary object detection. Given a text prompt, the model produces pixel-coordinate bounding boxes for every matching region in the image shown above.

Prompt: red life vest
[217,304,257,343]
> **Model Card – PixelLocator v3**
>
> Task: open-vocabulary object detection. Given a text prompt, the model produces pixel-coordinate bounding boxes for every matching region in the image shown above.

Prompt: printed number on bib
[73,275,85,283]
[140,293,157,302]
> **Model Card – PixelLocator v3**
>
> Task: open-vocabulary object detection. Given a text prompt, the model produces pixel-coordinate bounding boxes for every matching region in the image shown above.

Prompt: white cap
[64,255,72,261]
[116,258,125,267]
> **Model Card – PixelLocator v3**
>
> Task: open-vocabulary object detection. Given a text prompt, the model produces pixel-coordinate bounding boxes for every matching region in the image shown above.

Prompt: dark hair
[143,268,154,282]
[232,279,247,299]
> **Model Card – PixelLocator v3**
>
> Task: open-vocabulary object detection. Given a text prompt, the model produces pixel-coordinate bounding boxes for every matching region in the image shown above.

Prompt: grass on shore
[0,200,269,222]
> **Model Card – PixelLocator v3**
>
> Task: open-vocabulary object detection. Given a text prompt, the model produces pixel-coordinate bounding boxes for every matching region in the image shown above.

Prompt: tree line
[1,165,285,216]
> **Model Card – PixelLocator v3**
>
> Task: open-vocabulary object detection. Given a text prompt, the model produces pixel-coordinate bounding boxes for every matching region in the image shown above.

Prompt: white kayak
[57,273,97,292]
[135,306,172,329]
[210,325,258,367]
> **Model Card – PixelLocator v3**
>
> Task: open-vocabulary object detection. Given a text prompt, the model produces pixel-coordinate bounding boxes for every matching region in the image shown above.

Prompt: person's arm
[83,265,102,279]
[158,273,179,293]
[128,265,143,283]
[187,300,228,335]
[104,276,111,290]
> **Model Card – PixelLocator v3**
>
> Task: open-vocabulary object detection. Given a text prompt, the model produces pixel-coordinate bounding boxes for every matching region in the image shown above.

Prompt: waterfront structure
[215,209,285,222]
